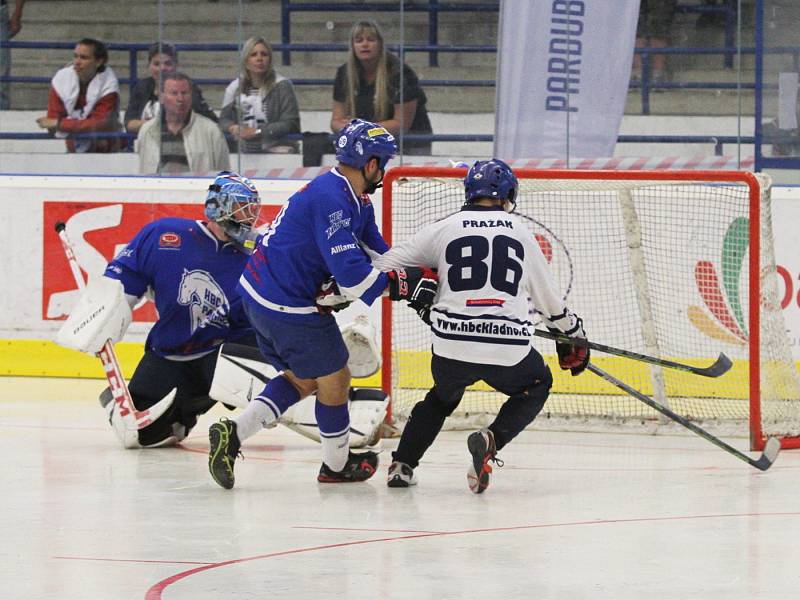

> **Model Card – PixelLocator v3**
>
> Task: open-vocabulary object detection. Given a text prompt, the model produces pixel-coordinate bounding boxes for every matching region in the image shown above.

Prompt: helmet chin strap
[360,165,385,195]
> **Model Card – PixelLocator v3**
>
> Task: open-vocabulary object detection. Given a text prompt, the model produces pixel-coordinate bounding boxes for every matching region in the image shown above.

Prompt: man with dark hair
[207,119,437,489]
[138,71,229,174]
[36,37,124,152]
[125,42,216,134]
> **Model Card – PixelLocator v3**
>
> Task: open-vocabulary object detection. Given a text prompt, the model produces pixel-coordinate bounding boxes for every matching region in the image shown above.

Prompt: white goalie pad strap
[341,315,382,378]
[208,343,279,409]
[56,277,132,355]
[280,388,389,448]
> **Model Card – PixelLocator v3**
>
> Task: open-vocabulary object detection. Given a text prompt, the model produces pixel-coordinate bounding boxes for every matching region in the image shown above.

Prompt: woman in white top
[219,37,301,154]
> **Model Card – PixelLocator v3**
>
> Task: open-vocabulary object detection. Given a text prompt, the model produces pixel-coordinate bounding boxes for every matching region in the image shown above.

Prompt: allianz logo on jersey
[330,242,358,255]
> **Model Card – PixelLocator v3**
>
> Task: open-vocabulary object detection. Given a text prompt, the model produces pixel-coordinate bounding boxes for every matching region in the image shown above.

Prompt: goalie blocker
[55,276,133,355]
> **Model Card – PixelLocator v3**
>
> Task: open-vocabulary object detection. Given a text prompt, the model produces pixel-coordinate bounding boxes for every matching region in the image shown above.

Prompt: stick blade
[699,353,733,377]
[753,437,781,471]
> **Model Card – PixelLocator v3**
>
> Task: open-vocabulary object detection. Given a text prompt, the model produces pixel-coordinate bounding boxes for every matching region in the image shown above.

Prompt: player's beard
[362,167,385,195]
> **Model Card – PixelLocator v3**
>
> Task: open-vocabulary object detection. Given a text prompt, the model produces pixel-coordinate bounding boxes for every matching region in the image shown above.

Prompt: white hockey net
[381,168,800,449]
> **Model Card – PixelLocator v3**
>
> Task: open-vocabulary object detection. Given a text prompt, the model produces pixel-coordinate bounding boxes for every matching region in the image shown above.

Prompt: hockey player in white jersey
[373,158,590,493]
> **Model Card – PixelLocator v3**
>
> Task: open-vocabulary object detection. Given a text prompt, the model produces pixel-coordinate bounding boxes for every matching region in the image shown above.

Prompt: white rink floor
[2,376,800,600]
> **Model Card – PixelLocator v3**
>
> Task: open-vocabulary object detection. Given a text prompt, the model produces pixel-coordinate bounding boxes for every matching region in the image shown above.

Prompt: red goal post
[380,167,800,451]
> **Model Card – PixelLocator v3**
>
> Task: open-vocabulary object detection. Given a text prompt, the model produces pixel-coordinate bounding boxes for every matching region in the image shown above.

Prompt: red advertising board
[42,201,280,322]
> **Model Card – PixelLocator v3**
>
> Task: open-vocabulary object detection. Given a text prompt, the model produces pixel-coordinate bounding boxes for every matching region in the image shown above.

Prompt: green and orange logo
[688,217,749,346]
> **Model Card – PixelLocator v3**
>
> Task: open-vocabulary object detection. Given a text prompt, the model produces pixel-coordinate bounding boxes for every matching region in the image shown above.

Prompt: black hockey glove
[549,317,590,376]
[315,277,352,315]
[387,267,438,309]
[414,304,432,326]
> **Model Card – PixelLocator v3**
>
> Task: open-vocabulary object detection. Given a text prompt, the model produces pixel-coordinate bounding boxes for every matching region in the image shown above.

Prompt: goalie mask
[464,158,518,213]
[205,171,262,253]
[335,119,398,194]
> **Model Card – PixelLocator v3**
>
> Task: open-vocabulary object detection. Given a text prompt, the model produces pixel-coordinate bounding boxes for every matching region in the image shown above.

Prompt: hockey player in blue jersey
[58,171,262,448]
[208,119,438,487]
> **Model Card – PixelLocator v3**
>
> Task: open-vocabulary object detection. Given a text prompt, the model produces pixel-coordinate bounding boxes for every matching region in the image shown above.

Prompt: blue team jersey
[238,168,389,322]
[104,217,252,359]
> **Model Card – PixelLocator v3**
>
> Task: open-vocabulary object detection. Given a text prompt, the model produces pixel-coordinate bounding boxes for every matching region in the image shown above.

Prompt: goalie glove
[548,316,590,376]
[315,277,353,315]
[387,267,438,309]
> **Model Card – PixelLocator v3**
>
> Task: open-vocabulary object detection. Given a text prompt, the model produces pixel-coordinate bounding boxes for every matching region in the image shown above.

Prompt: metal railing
[280,0,738,67]
[3,40,791,116]
[0,131,756,158]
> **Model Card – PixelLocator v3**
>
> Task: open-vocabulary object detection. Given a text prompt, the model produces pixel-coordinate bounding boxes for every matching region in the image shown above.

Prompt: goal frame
[380,167,791,452]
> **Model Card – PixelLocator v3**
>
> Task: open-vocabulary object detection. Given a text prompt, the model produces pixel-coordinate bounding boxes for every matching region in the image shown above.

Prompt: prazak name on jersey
[462,219,514,229]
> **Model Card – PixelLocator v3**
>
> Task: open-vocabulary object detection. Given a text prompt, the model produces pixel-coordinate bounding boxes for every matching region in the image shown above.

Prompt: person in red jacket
[36,38,124,153]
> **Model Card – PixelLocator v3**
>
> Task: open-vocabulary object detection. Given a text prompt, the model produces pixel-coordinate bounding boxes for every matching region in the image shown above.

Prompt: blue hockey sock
[235,375,301,441]
[316,401,350,472]
[256,375,301,420]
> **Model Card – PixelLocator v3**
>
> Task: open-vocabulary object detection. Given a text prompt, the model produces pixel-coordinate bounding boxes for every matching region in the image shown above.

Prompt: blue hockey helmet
[334,119,398,170]
[205,171,261,253]
[463,159,518,212]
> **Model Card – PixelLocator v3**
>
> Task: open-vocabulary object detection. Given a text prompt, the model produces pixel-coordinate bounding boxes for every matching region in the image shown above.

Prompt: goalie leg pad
[280,387,389,448]
[56,276,133,355]
[208,342,280,409]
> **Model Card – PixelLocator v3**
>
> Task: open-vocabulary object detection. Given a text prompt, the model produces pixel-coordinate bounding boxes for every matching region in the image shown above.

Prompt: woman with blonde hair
[331,20,432,155]
[220,36,300,153]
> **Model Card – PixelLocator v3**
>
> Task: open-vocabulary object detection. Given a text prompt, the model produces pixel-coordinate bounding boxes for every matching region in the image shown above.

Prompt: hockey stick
[55,221,174,430]
[587,363,780,471]
[534,329,732,378]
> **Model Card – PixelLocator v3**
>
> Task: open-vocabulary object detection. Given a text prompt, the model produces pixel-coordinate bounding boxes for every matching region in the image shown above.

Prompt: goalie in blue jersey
[208,119,438,487]
[57,171,262,448]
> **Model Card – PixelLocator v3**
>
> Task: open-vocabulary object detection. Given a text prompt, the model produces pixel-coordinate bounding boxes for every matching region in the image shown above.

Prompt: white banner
[495,0,640,159]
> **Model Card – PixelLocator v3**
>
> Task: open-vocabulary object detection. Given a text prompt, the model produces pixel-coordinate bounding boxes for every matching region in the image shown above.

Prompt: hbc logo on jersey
[177,269,230,332]
[325,210,351,239]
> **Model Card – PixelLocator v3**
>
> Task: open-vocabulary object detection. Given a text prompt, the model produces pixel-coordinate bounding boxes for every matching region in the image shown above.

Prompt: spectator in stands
[138,71,230,174]
[0,0,26,109]
[125,42,217,135]
[331,19,433,155]
[632,0,677,85]
[36,38,124,153]
[219,37,300,153]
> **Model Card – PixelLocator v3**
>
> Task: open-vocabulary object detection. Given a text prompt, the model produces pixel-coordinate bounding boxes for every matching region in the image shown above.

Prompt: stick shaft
[587,363,775,471]
[534,329,730,377]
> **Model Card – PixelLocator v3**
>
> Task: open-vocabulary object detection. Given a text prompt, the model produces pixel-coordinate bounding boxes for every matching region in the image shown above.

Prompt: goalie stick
[534,329,732,378]
[587,363,780,471]
[55,221,174,430]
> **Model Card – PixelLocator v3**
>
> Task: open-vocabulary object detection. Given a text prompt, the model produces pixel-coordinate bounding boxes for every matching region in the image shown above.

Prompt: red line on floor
[144,511,800,599]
